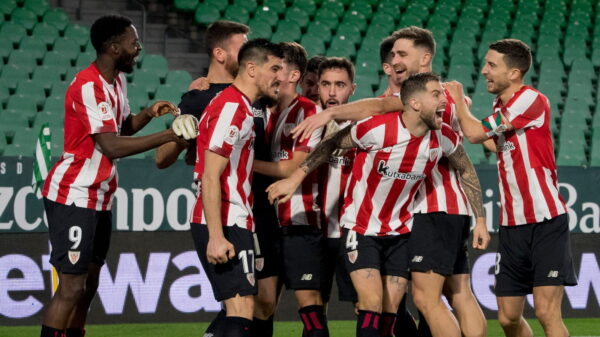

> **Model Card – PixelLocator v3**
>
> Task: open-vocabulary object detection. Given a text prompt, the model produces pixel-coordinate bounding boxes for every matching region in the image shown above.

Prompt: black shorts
[280,226,324,290]
[253,203,280,280]
[409,213,471,276]
[43,198,112,274]
[341,228,410,279]
[495,214,578,297]
[190,223,258,301]
[321,238,358,303]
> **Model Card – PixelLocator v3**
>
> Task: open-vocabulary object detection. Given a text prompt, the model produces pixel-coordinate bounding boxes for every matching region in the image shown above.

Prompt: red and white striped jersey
[265,95,322,227]
[413,89,471,216]
[340,113,459,236]
[191,85,256,231]
[486,86,566,226]
[42,63,130,211]
[319,121,355,238]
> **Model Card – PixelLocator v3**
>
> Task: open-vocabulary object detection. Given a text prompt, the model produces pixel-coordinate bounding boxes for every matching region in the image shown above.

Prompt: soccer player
[252,42,328,337]
[189,38,283,337]
[155,20,249,168]
[314,57,358,310]
[40,15,197,337]
[267,72,485,337]
[300,55,327,105]
[446,38,577,337]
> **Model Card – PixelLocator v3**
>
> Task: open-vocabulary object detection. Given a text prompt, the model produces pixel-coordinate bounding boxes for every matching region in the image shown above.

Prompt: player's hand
[292,109,334,141]
[172,114,198,140]
[189,77,210,91]
[206,236,235,264]
[266,177,301,205]
[472,218,490,250]
[443,81,466,103]
[146,101,180,118]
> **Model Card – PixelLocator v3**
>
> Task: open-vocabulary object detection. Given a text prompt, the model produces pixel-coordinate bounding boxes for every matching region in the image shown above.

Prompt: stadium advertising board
[0,232,599,325]
[2,156,600,233]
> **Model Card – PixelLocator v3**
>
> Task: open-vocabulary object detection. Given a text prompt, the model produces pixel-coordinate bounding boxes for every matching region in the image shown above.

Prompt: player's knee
[57,279,86,303]
[254,294,277,318]
[359,293,382,312]
[534,303,559,326]
[497,309,521,328]
[411,287,435,313]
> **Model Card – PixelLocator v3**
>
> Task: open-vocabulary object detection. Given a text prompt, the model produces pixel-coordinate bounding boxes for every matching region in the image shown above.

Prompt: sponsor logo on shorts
[412,255,423,263]
[300,274,313,281]
[255,257,264,272]
[547,270,559,278]
[377,161,426,181]
[347,250,358,264]
[246,272,255,286]
[68,250,80,265]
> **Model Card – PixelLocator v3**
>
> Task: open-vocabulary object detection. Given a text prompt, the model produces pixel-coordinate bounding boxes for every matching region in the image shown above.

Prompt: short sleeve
[207,102,246,158]
[440,123,459,156]
[506,90,546,130]
[74,81,117,135]
[293,104,323,153]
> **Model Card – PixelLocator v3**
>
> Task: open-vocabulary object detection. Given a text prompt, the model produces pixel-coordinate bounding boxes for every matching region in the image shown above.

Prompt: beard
[225,57,239,78]
[115,52,135,74]
[421,112,441,130]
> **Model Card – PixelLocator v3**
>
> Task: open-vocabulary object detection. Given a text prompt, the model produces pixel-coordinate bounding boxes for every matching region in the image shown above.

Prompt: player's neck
[498,82,525,106]
[274,91,297,114]
[232,76,258,103]
[384,80,400,97]
[402,110,429,137]
[95,56,119,84]
[206,62,235,84]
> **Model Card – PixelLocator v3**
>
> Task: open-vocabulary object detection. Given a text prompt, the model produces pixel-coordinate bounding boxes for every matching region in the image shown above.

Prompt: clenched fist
[172,114,198,140]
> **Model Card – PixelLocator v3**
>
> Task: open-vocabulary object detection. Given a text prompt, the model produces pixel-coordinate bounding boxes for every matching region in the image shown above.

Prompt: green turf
[3,318,599,337]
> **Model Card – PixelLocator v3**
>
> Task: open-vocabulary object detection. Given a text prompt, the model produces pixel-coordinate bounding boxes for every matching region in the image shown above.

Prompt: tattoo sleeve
[447,144,485,218]
[299,124,358,174]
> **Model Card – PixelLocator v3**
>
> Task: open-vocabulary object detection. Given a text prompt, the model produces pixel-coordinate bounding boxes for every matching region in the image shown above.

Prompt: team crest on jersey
[246,272,255,286]
[97,102,113,120]
[347,250,358,264]
[255,257,264,271]
[68,250,80,265]
[429,147,442,162]
[224,125,240,145]
[283,123,296,137]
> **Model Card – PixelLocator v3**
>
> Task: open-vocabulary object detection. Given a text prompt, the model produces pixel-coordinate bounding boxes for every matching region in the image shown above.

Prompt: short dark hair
[489,38,532,76]
[238,38,284,68]
[279,42,308,77]
[90,15,133,53]
[400,72,441,105]
[317,57,355,83]
[379,35,396,64]
[391,26,436,57]
[306,55,327,74]
[205,20,250,57]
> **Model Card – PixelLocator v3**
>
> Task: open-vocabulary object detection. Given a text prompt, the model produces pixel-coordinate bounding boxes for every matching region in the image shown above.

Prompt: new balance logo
[300,274,313,281]
[547,270,559,278]
[412,256,423,263]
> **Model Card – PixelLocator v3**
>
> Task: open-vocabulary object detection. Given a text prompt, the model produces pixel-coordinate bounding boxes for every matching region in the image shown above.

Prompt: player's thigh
[382,275,408,312]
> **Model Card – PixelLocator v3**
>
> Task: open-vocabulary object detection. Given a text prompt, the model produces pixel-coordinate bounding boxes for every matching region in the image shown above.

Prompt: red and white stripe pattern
[265,95,322,227]
[43,63,129,210]
[319,121,355,238]
[191,85,256,231]
[487,86,566,226]
[413,89,471,215]
[340,113,459,236]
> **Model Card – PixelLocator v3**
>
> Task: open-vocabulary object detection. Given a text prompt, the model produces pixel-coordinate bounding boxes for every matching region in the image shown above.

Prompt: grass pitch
[2,318,599,337]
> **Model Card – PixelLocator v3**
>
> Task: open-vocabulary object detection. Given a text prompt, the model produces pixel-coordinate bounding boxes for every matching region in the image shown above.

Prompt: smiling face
[114,25,141,74]
[318,67,355,108]
[413,80,447,130]
[255,55,284,101]
[389,38,428,85]
[481,49,513,95]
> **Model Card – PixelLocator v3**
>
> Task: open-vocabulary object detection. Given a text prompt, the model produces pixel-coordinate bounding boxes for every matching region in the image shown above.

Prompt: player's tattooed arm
[266,124,358,204]
[447,144,491,249]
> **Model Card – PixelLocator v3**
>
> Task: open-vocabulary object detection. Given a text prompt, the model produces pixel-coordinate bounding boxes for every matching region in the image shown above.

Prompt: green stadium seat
[0,0,17,16]
[342,10,367,33]
[24,0,50,17]
[248,19,273,39]
[165,70,192,92]
[0,22,28,46]
[11,7,38,31]
[300,34,326,57]
[44,95,64,112]
[313,9,339,30]
[33,110,63,130]
[252,7,278,27]
[8,49,38,75]
[173,0,198,12]
[398,13,423,28]
[75,51,94,69]
[262,0,287,15]
[194,3,220,26]
[335,22,362,45]
[320,0,345,16]
[328,36,356,58]
[7,93,40,116]
[293,0,316,16]
[1,109,33,140]
[233,0,257,13]
[223,5,249,25]
[446,65,474,92]
[3,127,38,156]
[557,135,587,166]
[355,73,379,91]
[133,69,160,97]
[18,36,47,61]
[15,80,47,101]
[0,64,30,90]
[31,22,59,48]
[43,50,72,70]
[53,37,81,61]
[203,0,228,12]
[285,7,310,28]
[306,21,332,42]
[84,38,94,53]
[463,141,487,165]
[350,84,374,102]
[140,54,169,79]
[43,9,69,32]
[0,129,7,155]
[0,82,9,108]
[154,84,184,104]
[348,1,373,20]
[63,24,90,48]
[47,80,68,97]
[0,38,14,62]
[272,22,302,42]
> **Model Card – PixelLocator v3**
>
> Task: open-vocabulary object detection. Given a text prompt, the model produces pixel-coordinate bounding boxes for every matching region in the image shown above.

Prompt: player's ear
[245,61,256,78]
[382,63,393,76]
[351,83,357,96]
[508,68,522,82]
[420,51,432,68]
[213,47,226,63]
[409,97,420,111]
[289,69,301,82]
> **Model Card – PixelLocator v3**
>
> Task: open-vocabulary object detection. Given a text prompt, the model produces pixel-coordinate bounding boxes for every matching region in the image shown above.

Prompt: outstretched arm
[446,144,490,250]
[121,101,179,136]
[266,125,357,204]
[445,82,491,144]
